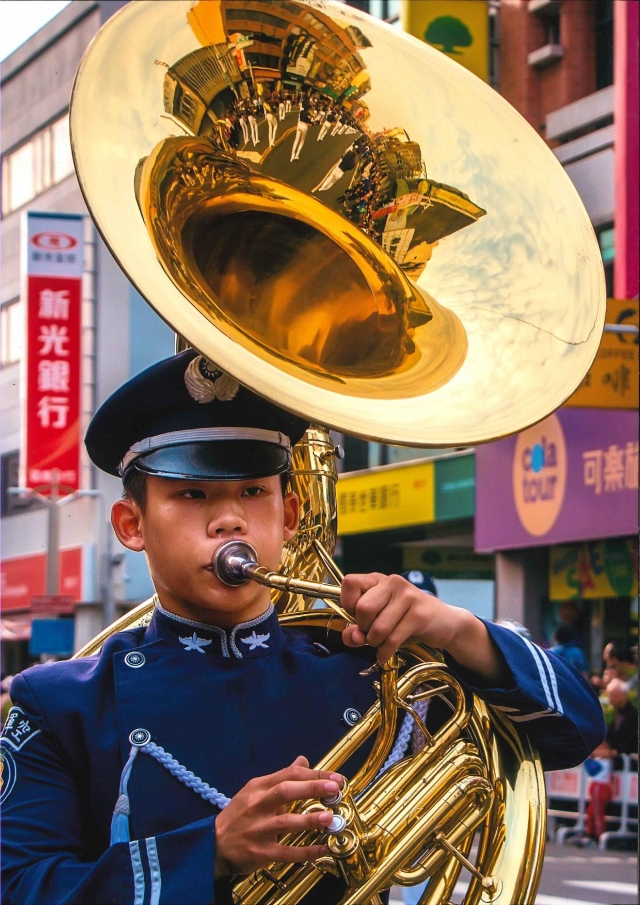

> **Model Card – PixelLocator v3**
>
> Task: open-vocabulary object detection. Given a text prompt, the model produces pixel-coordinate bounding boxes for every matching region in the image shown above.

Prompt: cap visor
[131,441,290,481]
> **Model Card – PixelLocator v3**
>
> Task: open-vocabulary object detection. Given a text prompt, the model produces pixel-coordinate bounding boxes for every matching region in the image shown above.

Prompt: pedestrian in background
[604,677,638,756]
[582,677,638,846]
[264,99,278,148]
[313,145,358,193]
[608,646,638,693]
[551,625,589,678]
[290,103,311,160]
[591,642,638,696]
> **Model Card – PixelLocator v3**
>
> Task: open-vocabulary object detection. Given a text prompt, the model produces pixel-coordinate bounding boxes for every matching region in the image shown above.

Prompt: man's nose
[207,505,247,537]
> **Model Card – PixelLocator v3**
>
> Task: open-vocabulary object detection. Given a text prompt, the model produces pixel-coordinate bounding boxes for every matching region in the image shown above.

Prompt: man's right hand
[214,755,343,877]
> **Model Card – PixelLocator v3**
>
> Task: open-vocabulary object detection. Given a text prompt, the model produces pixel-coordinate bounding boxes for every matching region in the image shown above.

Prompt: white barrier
[546,765,587,842]
[546,755,638,848]
[599,754,638,850]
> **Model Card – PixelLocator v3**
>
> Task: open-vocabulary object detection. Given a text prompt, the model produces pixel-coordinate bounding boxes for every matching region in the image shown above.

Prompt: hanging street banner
[400,0,489,82]
[475,409,638,552]
[22,212,83,495]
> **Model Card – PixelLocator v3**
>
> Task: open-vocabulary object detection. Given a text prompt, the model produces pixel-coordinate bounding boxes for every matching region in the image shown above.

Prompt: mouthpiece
[212,540,259,586]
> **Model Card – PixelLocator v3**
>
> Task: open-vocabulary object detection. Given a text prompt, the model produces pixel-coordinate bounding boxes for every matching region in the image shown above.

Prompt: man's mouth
[204,539,251,571]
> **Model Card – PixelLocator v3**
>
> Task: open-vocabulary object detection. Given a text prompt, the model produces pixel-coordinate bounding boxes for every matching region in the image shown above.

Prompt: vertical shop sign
[565,299,639,409]
[22,213,83,495]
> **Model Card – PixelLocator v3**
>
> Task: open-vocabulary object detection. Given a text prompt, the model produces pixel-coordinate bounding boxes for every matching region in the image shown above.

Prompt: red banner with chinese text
[23,213,83,495]
[1,547,84,612]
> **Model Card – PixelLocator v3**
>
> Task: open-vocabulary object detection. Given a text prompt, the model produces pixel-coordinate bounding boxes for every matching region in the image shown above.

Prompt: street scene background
[1,1,638,904]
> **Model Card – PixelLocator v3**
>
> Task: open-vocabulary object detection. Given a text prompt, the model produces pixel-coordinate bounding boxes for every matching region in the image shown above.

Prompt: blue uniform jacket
[1,605,604,905]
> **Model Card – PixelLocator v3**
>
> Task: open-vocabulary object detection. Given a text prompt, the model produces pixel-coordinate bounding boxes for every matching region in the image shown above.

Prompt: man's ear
[111,499,145,552]
[282,491,300,542]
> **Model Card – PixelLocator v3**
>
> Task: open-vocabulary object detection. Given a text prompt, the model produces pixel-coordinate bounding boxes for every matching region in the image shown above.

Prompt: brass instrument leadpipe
[212,539,351,622]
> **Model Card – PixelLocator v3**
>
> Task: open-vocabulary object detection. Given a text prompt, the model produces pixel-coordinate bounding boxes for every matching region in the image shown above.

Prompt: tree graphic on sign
[425,16,473,55]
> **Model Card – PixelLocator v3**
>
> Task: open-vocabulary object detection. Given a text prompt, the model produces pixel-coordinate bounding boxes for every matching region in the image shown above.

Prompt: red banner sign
[23,213,84,495]
[1,548,83,612]
[31,596,76,615]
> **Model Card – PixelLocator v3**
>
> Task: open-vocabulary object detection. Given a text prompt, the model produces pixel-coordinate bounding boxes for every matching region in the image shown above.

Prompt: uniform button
[125,652,145,668]
[343,708,361,727]
[129,728,151,747]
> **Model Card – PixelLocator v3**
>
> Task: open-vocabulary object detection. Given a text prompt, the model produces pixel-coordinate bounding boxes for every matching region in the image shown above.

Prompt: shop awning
[1,614,33,642]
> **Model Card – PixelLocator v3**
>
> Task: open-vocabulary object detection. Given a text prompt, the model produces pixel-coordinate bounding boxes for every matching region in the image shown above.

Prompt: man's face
[112,474,299,626]
[610,657,635,679]
[606,679,629,709]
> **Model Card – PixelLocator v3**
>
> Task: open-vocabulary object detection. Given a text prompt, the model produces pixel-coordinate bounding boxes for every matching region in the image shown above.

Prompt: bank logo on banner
[512,414,567,537]
[22,212,84,495]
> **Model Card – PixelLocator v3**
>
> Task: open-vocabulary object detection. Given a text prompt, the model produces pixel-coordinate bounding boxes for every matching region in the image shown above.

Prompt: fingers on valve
[273,779,341,805]
[274,843,330,864]
[272,810,333,834]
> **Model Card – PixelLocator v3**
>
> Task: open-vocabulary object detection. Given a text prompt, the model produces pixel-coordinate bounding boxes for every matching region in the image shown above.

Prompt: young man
[2,351,605,905]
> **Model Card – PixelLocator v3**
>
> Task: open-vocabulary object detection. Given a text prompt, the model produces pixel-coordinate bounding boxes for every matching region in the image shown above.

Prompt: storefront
[0,544,94,674]
[337,451,495,620]
[475,408,638,666]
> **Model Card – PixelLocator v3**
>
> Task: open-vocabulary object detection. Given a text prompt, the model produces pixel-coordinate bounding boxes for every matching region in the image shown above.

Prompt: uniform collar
[147,598,282,660]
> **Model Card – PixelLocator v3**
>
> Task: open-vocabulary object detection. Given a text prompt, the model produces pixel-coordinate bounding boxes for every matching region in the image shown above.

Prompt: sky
[0,0,72,62]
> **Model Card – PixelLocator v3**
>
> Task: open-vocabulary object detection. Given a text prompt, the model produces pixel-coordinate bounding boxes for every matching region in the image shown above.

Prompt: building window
[368,444,462,467]
[225,8,289,30]
[547,15,560,46]
[51,115,75,184]
[347,0,400,21]
[1,113,74,218]
[1,300,23,365]
[597,224,615,296]
[345,0,370,12]
[595,0,614,90]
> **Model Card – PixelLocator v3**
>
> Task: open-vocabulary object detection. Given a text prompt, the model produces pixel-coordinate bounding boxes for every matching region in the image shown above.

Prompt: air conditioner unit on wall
[528,0,562,16]
[528,44,564,70]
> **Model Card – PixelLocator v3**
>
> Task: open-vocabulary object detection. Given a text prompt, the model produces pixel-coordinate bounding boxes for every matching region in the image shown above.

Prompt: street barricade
[546,754,638,848]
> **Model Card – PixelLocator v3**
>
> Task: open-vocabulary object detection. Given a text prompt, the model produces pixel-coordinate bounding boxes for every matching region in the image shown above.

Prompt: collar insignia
[179,632,213,654]
[240,631,271,651]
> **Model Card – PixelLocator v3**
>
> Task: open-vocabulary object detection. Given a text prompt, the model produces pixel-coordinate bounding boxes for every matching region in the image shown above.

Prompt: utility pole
[45,472,61,595]
[9,475,102,597]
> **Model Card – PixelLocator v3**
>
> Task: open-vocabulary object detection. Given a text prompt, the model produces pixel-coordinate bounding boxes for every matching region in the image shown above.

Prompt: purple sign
[475,409,638,552]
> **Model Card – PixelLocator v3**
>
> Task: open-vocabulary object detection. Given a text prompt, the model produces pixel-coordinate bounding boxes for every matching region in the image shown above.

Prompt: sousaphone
[71,2,605,903]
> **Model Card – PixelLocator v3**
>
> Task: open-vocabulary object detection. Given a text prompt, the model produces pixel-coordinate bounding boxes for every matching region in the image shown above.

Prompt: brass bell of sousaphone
[70,2,605,903]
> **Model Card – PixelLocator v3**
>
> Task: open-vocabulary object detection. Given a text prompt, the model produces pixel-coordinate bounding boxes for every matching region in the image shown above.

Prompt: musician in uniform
[1,350,605,905]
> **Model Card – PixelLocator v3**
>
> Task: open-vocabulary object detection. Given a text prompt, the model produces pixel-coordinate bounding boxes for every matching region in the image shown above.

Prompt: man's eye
[243,485,265,497]
[180,489,206,500]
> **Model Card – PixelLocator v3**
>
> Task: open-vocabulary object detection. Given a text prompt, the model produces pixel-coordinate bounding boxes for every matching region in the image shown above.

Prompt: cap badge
[184,356,240,404]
